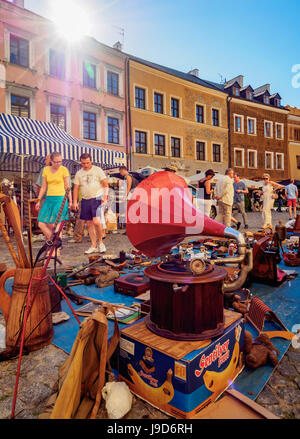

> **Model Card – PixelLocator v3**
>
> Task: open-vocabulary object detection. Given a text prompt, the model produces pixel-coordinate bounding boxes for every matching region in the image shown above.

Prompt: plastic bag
[102,381,133,419]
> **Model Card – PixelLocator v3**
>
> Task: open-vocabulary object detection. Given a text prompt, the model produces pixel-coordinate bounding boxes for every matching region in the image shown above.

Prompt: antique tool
[126,171,253,340]
[66,256,103,279]
[67,290,143,314]
[0,218,21,268]
[64,287,84,306]
[250,221,287,285]
[67,280,85,287]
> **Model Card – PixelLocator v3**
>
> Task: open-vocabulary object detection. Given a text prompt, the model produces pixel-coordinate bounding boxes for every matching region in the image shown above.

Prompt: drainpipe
[125,57,133,171]
[227,96,232,168]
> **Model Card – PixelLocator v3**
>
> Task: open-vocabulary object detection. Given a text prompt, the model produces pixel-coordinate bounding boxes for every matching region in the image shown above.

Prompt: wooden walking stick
[0,219,21,268]
[2,196,30,268]
[21,178,33,267]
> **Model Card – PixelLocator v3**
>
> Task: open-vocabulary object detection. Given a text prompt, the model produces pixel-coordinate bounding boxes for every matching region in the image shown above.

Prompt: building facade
[286,106,300,180]
[0,0,127,166]
[128,57,229,175]
[224,76,289,180]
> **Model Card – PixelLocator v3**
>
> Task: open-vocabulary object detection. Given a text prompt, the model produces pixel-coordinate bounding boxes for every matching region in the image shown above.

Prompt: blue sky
[25,0,300,107]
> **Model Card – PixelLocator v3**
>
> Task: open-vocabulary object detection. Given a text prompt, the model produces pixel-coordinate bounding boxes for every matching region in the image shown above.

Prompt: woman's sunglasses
[263,177,269,180]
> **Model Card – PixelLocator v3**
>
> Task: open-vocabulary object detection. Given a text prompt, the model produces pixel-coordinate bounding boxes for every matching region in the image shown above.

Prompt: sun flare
[49,0,92,43]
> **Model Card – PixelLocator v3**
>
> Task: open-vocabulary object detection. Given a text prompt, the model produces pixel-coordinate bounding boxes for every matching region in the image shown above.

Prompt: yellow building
[127,56,229,176]
[286,106,300,180]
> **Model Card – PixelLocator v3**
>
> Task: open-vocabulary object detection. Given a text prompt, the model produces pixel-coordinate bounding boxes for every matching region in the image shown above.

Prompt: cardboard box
[118,310,245,419]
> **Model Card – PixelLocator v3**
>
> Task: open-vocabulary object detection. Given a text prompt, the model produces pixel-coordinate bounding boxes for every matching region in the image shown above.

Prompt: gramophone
[126,171,253,341]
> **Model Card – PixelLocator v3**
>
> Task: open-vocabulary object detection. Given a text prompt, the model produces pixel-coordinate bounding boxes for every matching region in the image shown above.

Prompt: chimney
[10,0,24,7]
[113,41,122,51]
[224,75,244,88]
[254,84,271,95]
[188,68,199,78]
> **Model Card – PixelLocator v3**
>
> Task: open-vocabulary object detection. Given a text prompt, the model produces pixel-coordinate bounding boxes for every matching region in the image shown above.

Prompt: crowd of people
[33,152,138,256]
[197,168,299,231]
[32,154,299,257]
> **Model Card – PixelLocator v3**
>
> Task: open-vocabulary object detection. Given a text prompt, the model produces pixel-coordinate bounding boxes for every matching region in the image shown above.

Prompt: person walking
[261,173,281,229]
[69,187,85,243]
[285,179,298,219]
[72,153,108,254]
[214,168,234,227]
[276,187,286,212]
[33,154,51,204]
[35,152,72,250]
[197,169,215,217]
[119,165,139,201]
[232,173,249,229]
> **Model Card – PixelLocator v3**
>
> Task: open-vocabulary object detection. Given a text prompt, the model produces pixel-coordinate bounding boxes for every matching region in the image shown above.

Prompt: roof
[0,113,126,171]
[240,85,254,92]
[254,89,271,97]
[128,55,225,93]
[270,93,281,100]
[224,81,241,90]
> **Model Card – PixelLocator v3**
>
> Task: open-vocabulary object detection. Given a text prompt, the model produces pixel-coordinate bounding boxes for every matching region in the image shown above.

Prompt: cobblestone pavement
[0,210,299,419]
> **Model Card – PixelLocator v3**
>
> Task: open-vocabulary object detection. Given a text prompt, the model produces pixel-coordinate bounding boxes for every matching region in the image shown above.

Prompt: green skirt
[37,196,69,224]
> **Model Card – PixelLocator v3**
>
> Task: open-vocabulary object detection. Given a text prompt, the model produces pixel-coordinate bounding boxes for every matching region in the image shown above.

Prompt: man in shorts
[285,178,298,220]
[72,153,108,254]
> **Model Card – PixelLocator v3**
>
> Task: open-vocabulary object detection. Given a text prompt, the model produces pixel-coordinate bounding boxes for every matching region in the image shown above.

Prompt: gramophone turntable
[126,171,253,341]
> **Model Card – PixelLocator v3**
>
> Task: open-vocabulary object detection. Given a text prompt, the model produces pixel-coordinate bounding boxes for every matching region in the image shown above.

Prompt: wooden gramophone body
[126,171,237,341]
[144,262,227,341]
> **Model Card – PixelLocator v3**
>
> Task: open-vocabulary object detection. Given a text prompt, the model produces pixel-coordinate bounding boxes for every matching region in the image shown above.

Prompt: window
[265,152,274,170]
[50,104,66,130]
[234,115,243,133]
[196,141,206,161]
[294,129,300,141]
[154,93,163,114]
[171,98,179,118]
[275,98,281,107]
[233,87,240,96]
[247,91,254,100]
[135,87,146,109]
[154,134,165,156]
[11,94,30,118]
[276,153,284,170]
[135,131,147,154]
[10,34,29,67]
[212,144,221,162]
[83,62,96,89]
[83,111,97,140]
[108,117,119,144]
[264,96,270,105]
[212,109,219,126]
[196,105,204,123]
[248,150,257,168]
[107,71,119,96]
[234,149,244,167]
[297,156,300,169]
[171,137,181,157]
[247,117,256,135]
[264,121,273,138]
[275,123,284,140]
[49,49,65,79]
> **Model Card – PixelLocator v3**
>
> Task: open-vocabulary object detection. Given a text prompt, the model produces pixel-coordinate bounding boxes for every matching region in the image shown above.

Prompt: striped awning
[0,113,126,172]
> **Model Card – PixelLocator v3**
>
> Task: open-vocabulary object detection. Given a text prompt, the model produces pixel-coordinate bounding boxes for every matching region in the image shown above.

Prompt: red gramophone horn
[126,171,226,257]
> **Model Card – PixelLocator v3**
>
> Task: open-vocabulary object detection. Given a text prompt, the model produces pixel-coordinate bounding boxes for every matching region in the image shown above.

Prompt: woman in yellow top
[36,152,72,241]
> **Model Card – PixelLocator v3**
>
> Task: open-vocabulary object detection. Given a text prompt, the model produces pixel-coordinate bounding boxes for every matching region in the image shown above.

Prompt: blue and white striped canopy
[0,113,126,173]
